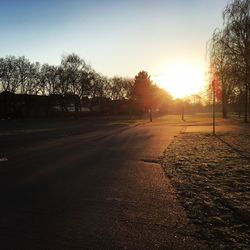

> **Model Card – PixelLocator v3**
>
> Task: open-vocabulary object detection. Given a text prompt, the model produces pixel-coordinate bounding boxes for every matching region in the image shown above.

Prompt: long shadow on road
[0,121,208,249]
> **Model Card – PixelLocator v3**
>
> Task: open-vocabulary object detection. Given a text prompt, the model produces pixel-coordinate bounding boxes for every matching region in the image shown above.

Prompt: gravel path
[161,131,250,250]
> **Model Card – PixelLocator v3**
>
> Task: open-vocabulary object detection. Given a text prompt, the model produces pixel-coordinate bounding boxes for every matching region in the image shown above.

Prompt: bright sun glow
[154,62,205,99]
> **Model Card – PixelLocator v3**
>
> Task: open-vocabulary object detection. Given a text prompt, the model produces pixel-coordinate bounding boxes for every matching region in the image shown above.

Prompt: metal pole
[213,81,216,135]
[181,103,185,121]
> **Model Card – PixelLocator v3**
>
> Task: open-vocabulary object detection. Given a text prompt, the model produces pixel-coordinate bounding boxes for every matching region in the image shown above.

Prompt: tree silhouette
[0,54,174,118]
[132,71,155,121]
[209,0,250,121]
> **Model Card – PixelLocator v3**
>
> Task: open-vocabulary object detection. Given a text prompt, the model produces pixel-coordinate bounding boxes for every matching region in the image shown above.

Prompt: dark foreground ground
[0,116,208,249]
[0,115,248,249]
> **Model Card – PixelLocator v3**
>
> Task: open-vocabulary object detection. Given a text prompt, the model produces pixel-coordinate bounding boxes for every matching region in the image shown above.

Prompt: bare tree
[25,62,40,95]
[39,64,58,95]
[0,56,19,93]
[109,77,134,100]
[223,0,250,121]
[208,0,249,121]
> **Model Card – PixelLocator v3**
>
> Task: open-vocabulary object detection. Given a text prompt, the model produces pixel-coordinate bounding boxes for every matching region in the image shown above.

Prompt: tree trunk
[74,103,79,120]
[244,84,248,123]
[248,86,250,119]
[222,87,227,118]
[222,99,228,118]
[181,105,185,121]
[238,95,242,118]
[149,108,152,122]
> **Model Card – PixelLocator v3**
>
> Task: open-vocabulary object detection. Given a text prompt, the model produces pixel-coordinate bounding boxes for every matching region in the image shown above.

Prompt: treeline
[0,54,133,100]
[0,53,173,119]
[208,0,250,121]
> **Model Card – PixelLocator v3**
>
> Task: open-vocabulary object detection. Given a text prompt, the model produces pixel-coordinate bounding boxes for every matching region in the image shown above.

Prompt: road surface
[0,120,207,249]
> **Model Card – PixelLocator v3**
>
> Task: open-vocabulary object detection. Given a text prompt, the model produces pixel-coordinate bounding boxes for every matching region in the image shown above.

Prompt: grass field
[161,123,250,249]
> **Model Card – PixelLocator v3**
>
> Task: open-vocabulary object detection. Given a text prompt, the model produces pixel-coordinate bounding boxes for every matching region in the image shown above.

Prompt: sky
[0,0,229,95]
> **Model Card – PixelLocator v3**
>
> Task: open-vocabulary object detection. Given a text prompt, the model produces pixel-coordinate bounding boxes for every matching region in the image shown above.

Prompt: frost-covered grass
[162,132,250,250]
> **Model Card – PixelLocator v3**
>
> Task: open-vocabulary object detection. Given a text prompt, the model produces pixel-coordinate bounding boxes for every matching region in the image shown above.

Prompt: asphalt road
[0,120,207,249]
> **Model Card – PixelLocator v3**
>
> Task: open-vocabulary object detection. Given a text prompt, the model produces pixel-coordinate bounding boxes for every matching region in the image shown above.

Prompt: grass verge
[161,132,250,249]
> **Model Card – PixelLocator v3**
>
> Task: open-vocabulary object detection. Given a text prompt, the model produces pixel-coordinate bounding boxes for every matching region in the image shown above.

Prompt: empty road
[0,120,207,249]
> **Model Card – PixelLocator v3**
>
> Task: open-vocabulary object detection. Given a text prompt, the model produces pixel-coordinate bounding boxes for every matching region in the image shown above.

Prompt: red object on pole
[212,78,222,101]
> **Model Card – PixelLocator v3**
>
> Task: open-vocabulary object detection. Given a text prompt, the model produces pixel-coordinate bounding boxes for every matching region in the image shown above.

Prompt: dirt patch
[161,132,250,250]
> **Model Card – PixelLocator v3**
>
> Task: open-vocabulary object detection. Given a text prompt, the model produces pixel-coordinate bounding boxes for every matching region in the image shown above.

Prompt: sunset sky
[0,0,229,97]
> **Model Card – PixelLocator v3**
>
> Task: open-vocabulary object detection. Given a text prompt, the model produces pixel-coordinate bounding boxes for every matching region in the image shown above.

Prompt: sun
[154,62,205,99]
